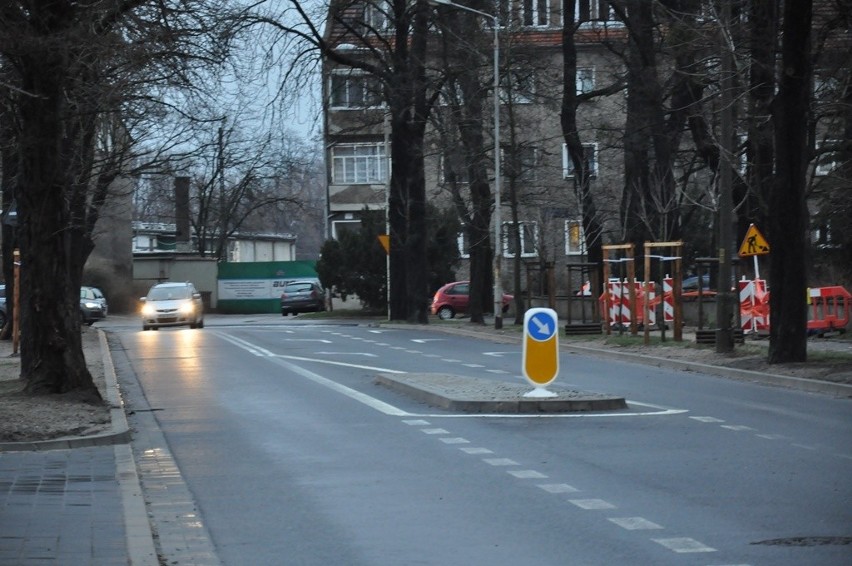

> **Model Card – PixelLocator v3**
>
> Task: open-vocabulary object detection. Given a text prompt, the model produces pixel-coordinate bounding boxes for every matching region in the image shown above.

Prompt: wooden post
[12,249,20,355]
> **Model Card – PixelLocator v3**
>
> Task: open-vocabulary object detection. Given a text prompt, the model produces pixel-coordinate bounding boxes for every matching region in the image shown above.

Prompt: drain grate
[752,536,852,547]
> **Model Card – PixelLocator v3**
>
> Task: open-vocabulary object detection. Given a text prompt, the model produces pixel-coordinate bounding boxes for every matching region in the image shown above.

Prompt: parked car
[430,281,513,320]
[80,286,108,325]
[682,274,713,293]
[140,281,204,330]
[280,280,326,316]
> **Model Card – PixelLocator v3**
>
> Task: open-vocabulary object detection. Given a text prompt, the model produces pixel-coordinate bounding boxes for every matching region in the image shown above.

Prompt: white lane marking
[460,447,494,455]
[376,343,390,347]
[423,354,442,358]
[421,428,450,435]
[283,338,332,343]
[537,484,579,494]
[314,352,378,357]
[464,364,485,368]
[608,517,663,530]
[721,425,755,432]
[483,352,515,357]
[440,437,469,444]
[368,330,387,334]
[442,359,461,362]
[652,537,716,553]
[756,434,786,440]
[214,334,688,420]
[569,499,616,510]
[391,346,406,350]
[483,458,519,466]
[403,419,430,426]
[405,350,422,354]
[508,470,548,479]
[690,416,724,423]
[215,333,411,416]
[486,369,509,374]
[792,443,817,450]
[412,339,444,343]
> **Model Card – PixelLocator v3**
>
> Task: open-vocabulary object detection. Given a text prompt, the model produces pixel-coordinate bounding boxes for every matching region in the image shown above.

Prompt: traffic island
[375,373,627,414]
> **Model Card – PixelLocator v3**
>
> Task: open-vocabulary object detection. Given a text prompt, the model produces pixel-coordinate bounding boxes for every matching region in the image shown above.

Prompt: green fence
[217,261,318,314]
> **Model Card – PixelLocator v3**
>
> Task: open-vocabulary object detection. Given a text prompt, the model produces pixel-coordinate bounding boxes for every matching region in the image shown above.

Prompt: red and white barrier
[739,278,769,333]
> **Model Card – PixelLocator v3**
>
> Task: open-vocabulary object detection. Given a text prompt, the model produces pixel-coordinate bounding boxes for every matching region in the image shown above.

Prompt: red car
[431,281,513,320]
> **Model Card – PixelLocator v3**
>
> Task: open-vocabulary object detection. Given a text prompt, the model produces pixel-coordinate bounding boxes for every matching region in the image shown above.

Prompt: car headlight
[179,301,195,315]
[141,304,155,317]
[83,301,99,309]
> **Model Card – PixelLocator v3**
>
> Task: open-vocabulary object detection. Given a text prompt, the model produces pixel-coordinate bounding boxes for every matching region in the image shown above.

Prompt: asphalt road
[105,315,851,565]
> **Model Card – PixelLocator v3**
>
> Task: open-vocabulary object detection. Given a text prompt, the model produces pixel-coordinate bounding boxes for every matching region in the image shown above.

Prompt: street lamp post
[431,0,503,329]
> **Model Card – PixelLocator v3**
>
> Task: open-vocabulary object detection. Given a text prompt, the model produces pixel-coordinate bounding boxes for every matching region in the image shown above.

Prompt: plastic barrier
[739,278,769,333]
[601,279,656,328]
[807,286,850,336]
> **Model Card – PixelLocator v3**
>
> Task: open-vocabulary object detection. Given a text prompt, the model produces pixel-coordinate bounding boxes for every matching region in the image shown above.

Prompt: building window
[441,151,470,184]
[332,219,361,239]
[562,143,598,179]
[575,0,620,23]
[814,140,841,176]
[504,221,538,258]
[523,0,549,26]
[500,70,535,105]
[503,146,539,182]
[457,232,471,258]
[330,71,383,109]
[363,1,389,32]
[577,67,595,94]
[331,143,388,184]
[565,220,586,255]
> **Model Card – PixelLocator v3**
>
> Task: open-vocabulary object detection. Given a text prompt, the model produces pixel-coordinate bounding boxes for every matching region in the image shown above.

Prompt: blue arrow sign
[526,310,557,341]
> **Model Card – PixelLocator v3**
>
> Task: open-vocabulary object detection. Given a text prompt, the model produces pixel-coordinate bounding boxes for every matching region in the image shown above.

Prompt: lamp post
[431,0,503,329]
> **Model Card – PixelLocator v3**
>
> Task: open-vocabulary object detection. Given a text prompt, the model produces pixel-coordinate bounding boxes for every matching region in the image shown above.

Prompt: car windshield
[148,286,191,301]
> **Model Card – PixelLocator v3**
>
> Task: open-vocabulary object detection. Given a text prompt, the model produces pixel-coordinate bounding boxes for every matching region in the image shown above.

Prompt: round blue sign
[526,310,557,341]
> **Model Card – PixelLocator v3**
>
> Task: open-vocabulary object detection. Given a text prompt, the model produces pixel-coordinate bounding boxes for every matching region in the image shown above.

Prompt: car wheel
[190,321,197,329]
[437,306,455,320]
[197,318,204,329]
[281,310,289,316]
[142,325,149,331]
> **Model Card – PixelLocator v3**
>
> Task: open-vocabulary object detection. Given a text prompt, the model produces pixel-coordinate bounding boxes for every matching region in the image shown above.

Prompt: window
[504,221,538,258]
[363,1,389,32]
[814,140,841,176]
[500,70,535,104]
[332,219,361,239]
[330,71,383,108]
[441,151,470,184]
[562,143,598,178]
[565,220,586,255]
[575,0,620,23]
[523,0,549,26]
[503,146,539,182]
[331,143,388,184]
[576,67,595,94]
[457,233,471,258]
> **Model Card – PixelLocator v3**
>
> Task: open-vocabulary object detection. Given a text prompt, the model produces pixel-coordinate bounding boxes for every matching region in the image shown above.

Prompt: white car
[140,282,204,330]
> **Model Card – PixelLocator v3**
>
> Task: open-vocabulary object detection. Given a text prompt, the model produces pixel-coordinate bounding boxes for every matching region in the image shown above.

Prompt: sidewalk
[0,330,157,565]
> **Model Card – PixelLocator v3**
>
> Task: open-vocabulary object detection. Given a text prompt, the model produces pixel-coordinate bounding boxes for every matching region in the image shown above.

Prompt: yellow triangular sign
[377,234,390,255]
[738,224,770,257]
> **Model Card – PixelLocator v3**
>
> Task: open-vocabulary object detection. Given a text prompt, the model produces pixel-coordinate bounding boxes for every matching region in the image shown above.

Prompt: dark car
[280,280,326,316]
[140,281,204,330]
[430,281,513,320]
[80,286,108,325]
[0,284,6,329]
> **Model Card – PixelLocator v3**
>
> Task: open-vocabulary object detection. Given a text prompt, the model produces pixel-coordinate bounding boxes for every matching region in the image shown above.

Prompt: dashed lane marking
[439,437,470,444]
[421,428,450,435]
[507,470,548,479]
[690,416,724,423]
[537,483,580,494]
[608,517,663,530]
[483,458,519,466]
[569,499,616,510]
[721,425,756,432]
[459,447,494,455]
[652,537,716,553]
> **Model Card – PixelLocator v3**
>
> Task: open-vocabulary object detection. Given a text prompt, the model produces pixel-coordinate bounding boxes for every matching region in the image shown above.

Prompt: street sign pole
[522,308,559,397]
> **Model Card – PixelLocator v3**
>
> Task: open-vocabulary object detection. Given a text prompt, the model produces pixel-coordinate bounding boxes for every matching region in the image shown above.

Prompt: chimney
[174,176,191,252]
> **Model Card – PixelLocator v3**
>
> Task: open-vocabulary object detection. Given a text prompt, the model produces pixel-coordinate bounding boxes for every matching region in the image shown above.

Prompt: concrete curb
[377,322,852,398]
[0,330,132,452]
[376,372,627,413]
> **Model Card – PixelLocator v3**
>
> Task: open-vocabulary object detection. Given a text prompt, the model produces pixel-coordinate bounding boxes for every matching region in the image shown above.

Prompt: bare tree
[0,0,228,396]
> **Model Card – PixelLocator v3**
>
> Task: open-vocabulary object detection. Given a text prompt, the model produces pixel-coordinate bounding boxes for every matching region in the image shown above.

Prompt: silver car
[140,282,204,330]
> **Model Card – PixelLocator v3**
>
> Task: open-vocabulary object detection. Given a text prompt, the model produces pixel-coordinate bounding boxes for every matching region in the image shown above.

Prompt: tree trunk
[768,0,811,363]
[17,49,98,399]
